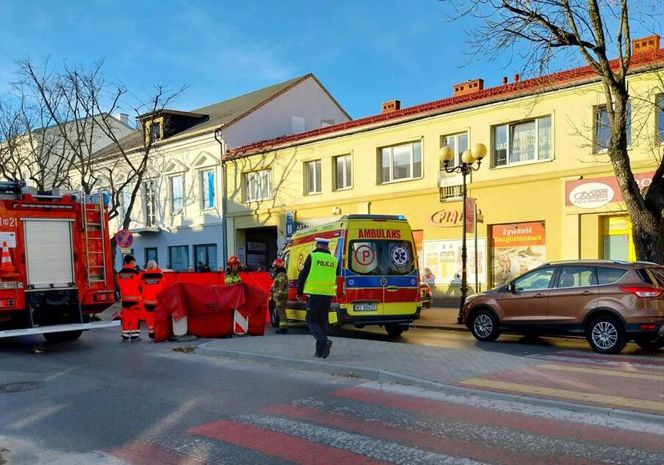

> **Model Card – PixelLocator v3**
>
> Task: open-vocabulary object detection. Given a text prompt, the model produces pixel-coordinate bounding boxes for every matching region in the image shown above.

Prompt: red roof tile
[226,49,664,159]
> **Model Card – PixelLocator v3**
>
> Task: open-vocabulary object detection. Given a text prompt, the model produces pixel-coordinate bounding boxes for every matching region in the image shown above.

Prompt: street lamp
[440,142,487,324]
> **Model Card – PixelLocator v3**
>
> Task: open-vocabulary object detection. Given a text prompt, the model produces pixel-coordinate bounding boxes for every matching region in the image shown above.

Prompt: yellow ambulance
[273,214,421,338]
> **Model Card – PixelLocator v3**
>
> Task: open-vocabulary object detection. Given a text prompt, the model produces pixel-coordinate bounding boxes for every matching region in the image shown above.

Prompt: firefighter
[141,260,163,339]
[117,255,142,342]
[224,256,243,285]
[297,238,338,358]
[270,258,289,334]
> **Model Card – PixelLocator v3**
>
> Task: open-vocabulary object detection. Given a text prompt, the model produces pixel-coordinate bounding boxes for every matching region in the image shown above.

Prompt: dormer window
[149,122,162,143]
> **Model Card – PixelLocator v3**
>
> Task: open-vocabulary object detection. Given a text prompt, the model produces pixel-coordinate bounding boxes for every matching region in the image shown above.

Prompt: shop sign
[430,204,483,228]
[490,222,546,288]
[565,172,655,208]
[465,198,476,234]
[568,182,614,209]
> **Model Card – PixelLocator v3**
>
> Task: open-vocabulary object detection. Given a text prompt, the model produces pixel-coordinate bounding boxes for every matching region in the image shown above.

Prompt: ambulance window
[349,240,415,275]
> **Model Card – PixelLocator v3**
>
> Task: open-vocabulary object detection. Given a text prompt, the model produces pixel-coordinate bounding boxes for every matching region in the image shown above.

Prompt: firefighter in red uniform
[117,255,142,342]
[141,260,163,339]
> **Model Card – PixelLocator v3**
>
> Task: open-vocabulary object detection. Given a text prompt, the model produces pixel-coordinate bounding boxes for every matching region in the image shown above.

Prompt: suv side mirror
[507,282,516,293]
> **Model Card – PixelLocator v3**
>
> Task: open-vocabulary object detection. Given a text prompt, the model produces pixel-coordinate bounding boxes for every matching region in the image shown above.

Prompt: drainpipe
[214,125,229,267]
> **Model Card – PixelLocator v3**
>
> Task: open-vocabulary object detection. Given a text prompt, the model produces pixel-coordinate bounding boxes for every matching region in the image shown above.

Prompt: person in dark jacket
[297,238,338,358]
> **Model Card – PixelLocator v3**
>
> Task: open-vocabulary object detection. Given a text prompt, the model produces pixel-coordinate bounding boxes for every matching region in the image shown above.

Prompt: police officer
[224,256,243,285]
[297,238,338,358]
[141,260,163,339]
[270,258,289,334]
[117,255,142,342]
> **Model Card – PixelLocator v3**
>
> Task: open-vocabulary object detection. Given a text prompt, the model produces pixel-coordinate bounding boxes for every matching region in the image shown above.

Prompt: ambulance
[273,214,420,338]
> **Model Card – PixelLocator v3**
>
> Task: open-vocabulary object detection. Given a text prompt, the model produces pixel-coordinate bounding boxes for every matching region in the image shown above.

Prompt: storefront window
[490,222,546,287]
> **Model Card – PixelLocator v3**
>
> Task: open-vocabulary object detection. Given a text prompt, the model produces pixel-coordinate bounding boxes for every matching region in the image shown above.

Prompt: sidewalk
[411,306,468,331]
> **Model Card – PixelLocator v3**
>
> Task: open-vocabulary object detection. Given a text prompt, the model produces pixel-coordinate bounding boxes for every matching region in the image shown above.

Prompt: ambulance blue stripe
[344,275,418,288]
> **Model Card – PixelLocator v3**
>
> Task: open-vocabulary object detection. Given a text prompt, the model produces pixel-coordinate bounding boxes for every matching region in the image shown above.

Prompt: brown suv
[463,261,664,354]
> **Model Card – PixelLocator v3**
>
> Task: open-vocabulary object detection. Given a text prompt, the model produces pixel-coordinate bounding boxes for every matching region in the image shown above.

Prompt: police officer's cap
[314,237,330,246]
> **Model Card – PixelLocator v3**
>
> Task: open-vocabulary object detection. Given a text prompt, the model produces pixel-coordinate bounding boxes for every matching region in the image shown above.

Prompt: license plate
[354,303,377,312]
[0,281,22,289]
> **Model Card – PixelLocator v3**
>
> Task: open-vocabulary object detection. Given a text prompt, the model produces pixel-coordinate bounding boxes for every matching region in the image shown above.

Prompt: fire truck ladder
[82,194,108,286]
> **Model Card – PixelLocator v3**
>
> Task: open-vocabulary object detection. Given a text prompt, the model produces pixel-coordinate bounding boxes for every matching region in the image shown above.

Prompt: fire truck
[0,181,119,341]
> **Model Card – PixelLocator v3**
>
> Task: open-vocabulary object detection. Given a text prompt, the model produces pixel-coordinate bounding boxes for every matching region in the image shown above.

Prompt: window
[149,122,161,143]
[245,169,272,202]
[168,245,189,271]
[194,244,217,272]
[594,104,631,153]
[657,95,664,144]
[349,240,415,276]
[513,267,555,291]
[305,160,322,194]
[556,266,597,288]
[170,174,184,213]
[334,154,352,190]
[144,247,158,267]
[596,267,627,285]
[493,115,552,167]
[440,132,468,166]
[379,141,422,183]
[143,180,156,227]
[200,169,216,209]
[119,186,132,218]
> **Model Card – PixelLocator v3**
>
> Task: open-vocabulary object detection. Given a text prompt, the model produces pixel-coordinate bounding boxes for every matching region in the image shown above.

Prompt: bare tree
[454,1,664,263]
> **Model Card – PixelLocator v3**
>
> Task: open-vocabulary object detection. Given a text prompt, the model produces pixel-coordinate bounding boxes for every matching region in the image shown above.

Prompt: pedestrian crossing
[111,382,664,465]
[458,351,664,414]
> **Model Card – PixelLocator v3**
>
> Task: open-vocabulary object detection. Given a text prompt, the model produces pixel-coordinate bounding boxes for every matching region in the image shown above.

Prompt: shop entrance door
[601,216,634,261]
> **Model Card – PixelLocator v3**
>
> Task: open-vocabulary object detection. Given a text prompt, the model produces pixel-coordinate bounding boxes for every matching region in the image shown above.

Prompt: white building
[94,74,350,270]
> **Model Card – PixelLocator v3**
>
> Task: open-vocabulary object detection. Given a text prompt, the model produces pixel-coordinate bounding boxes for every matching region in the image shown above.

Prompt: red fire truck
[0,181,118,341]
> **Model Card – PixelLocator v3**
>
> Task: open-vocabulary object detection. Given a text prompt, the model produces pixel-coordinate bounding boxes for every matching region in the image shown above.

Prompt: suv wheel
[586,316,627,354]
[469,309,500,342]
[634,336,664,352]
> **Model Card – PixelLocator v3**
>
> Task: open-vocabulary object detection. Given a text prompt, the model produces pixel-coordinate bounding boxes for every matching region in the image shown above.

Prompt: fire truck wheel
[43,331,83,343]
[385,324,405,339]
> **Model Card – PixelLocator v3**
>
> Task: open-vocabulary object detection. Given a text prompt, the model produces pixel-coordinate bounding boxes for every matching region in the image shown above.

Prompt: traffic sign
[115,229,134,248]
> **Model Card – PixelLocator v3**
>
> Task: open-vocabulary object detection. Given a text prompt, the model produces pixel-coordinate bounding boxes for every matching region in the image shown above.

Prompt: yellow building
[221,36,664,292]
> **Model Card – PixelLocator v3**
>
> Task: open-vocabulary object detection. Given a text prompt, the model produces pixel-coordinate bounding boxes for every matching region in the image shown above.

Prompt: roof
[93,74,318,158]
[227,48,664,159]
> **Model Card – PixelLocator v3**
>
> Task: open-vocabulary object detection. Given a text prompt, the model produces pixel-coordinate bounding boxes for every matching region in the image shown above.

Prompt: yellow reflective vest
[303,251,338,296]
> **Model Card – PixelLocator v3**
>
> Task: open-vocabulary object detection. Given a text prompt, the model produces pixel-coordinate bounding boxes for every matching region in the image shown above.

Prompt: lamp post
[440,143,487,324]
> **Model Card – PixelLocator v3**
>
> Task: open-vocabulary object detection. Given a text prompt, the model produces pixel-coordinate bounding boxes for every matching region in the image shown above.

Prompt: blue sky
[0,1,658,119]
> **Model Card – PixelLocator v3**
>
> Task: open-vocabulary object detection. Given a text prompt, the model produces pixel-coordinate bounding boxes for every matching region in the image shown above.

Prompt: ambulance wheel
[269,300,280,328]
[385,324,405,339]
[44,331,83,343]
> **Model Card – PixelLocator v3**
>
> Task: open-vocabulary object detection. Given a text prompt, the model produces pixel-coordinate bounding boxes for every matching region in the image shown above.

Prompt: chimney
[382,100,401,114]
[632,34,661,55]
[452,78,484,97]
[502,76,508,86]
[514,74,520,83]
[119,113,129,126]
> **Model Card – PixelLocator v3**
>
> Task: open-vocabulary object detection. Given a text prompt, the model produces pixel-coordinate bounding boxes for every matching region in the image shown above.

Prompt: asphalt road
[1,327,662,464]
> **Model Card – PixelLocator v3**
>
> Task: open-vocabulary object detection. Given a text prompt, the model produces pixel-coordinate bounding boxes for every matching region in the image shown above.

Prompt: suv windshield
[349,240,415,276]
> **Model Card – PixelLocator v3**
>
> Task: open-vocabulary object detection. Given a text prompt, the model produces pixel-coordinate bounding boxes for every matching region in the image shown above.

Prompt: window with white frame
[119,185,132,218]
[493,115,552,167]
[143,180,156,227]
[334,154,352,190]
[379,141,422,183]
[200,169,216,209]
[440,132,468,166]
[305,160,322,194]
[594,104,631,153]
[170,174,184,213]
[656,95,663,144]
[245,169,272,202]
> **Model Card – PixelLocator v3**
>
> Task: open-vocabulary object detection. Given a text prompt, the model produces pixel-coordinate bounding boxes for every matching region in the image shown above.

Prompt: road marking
[460,378,664,413]
[536,363,664,381]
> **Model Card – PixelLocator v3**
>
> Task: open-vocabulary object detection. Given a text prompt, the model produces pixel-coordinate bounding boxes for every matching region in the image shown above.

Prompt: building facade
[95,74,350,270]
[223,36,664,292]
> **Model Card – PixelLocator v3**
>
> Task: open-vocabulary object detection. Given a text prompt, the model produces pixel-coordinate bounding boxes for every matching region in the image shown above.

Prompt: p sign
[115,229,134,249]
[353,243,377,274]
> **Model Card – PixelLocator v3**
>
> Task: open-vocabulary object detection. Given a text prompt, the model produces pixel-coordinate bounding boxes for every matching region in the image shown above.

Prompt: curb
[197,342,664,425]
[410,324,469,332]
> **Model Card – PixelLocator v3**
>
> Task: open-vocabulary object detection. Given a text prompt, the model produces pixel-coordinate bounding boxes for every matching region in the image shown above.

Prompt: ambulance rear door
[23,219,75,289]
